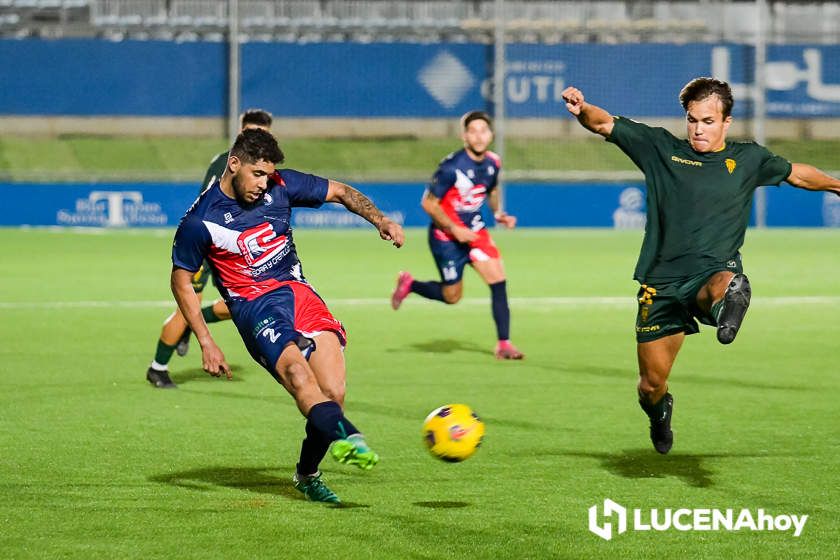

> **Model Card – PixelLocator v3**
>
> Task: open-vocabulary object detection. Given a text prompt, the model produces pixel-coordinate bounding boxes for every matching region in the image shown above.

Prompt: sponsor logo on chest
[453,169,487,211]
[671,155,703,167]
[237,222,288,267]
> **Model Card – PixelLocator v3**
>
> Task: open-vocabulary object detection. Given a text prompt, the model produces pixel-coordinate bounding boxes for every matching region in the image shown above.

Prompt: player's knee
[321,383,346,406]
[283,362,319,394]
[213,301,231,320]
[443,291,462,304]
[638,373,666,400]
[442,284,462,304]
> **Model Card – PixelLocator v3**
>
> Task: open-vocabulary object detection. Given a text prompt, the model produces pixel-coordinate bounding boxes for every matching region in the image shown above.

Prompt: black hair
[240,108,273,129]
[230,128,284,165]
[679,77,734,118]
[461,110,493,131]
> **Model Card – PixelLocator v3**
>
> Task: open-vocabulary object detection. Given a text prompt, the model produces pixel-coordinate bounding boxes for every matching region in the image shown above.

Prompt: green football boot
[329,434,379,470]
[293,472,340,504]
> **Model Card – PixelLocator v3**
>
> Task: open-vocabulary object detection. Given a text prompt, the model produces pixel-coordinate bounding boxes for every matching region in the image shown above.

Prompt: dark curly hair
[230,128,284,165]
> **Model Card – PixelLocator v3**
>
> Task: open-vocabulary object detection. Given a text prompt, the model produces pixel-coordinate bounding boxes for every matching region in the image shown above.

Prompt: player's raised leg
[306,334,378,469]
[637,333,683,454]
[695,270,752,345]
[472,256,523,360]
[716,274,752,345]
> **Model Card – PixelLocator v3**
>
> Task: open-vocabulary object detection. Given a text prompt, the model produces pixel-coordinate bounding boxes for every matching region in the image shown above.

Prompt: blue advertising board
[0,39,225,116]
[2,39,839,118]
[1,182,836,229]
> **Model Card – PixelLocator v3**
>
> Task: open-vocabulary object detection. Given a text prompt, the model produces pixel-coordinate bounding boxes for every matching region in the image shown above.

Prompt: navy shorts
[428,226,501,285]
[229,281,346,382]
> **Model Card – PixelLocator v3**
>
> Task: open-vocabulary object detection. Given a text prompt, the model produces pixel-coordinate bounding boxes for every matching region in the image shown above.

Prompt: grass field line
[2,295,840,309]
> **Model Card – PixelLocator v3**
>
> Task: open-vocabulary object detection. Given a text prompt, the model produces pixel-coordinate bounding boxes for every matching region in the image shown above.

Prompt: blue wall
[1,182,836,228]
[2,39,839,117]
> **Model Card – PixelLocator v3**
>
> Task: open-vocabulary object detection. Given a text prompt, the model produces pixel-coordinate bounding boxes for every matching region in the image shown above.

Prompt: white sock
[150,361,168,372]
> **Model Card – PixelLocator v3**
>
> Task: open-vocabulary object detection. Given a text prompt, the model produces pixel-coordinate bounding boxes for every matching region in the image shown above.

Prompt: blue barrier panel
[506,183,647,227]
[0,182,426,228]
[3,39,839,117]
[242,43,490,117]
[0,39,225,116]
[503,44,709,118]
[0,182,834,228]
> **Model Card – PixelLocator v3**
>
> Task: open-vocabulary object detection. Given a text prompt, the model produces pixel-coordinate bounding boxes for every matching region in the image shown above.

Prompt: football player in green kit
[145,109,273,388]
[562,78,840,454]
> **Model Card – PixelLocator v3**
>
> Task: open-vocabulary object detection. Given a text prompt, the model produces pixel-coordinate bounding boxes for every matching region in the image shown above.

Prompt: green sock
[710,298,725,323]
[202,305,221,324]
[154,339,177,366]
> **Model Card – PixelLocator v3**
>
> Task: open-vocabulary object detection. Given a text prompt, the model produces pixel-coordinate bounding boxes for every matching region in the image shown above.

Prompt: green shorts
[635,260,743,343]
[191,262,212,293]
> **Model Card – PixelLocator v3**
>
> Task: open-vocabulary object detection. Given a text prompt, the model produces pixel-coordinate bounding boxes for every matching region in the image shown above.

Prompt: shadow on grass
[413,501,471,509]
[549,363,811,392]
[149,466,369,508]
[559,449,722,488]
[396,339,494,357]
[150,466,298,498]
[169,364,248,385]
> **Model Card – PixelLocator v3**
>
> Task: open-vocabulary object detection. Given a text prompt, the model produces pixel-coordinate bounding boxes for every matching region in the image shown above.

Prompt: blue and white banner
[1,182,835,228]
[2,39,839,118]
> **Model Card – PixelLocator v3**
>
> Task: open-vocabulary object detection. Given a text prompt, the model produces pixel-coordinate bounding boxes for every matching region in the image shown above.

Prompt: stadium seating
[0,0,838,44]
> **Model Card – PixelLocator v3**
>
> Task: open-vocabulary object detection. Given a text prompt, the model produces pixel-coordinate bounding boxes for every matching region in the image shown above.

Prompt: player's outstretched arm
[561,86,614,138]
[488,189,516,229]
[326,179,405,247]
[171,267,232,379]
[787,163,840,196]
[420,190,478,243]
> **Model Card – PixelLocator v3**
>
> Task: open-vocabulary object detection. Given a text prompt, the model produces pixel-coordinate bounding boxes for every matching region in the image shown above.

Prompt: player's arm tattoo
[334,182,386,226]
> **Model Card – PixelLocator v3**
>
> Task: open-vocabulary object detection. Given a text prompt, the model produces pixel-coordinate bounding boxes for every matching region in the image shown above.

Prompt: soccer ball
[422,404,485,462]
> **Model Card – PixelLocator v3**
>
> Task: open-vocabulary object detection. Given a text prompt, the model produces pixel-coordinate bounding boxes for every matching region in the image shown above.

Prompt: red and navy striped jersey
[172,169,328,302]
[426,148,501,238]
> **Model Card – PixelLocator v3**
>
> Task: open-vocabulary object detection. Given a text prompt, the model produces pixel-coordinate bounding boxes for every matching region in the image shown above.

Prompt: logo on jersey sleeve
[237,222,288,267]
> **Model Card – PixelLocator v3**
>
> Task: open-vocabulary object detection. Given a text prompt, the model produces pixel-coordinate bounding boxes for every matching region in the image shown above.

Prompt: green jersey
[200,151,228,194]
[608,116,792,283]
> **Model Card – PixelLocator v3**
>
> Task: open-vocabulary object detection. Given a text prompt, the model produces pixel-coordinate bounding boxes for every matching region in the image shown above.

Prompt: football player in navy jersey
[171,128,404,503]
[391,111,524,360]
[146,109,273,389]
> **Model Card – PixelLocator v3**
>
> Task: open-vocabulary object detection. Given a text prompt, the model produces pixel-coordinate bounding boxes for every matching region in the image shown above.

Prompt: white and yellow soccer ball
[422,404,485,462]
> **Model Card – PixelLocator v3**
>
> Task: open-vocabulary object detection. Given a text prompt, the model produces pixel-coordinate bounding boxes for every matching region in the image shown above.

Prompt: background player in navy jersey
[171,128,404,503]
[390,111,524,360]
[563,78,840,454]
[146,109,273,389]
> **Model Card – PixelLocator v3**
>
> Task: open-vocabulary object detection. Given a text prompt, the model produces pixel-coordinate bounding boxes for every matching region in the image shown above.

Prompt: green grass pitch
[1,227,838,559]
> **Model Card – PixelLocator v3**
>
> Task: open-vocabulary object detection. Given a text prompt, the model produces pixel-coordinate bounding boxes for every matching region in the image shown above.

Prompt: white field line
[1,296,840,310]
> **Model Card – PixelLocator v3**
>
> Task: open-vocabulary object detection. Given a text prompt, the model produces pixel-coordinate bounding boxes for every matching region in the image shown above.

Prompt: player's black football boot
[146,367,177,389]
[716,273,751,345]
[641,393,674,454]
